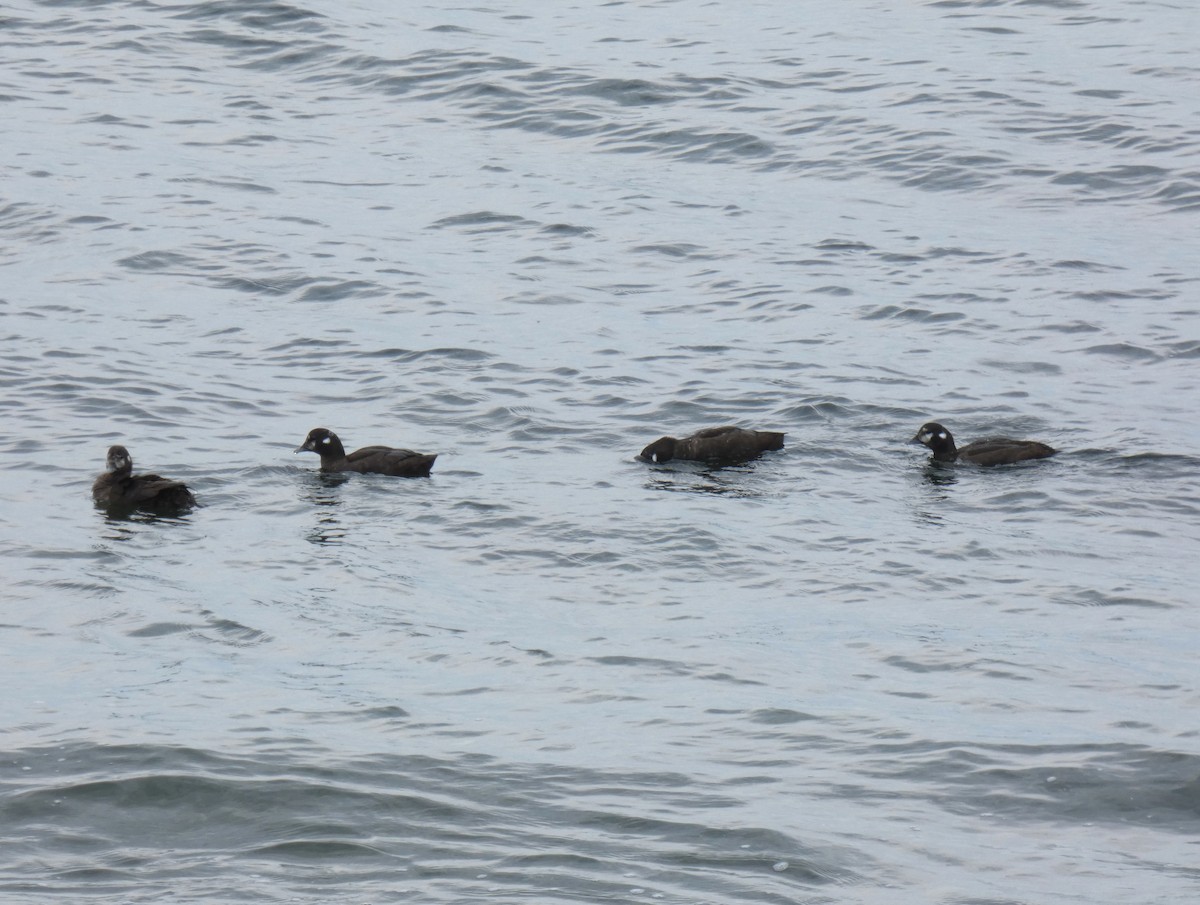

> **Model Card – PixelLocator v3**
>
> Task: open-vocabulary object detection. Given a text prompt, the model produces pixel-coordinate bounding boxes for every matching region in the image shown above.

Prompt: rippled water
[2,0,1199,902]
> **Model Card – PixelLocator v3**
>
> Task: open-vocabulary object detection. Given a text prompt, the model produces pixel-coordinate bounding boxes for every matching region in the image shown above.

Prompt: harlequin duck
[92,445,196,513]
[911,422,1056,466]
[639,426,785,466]
[295,428,437,477]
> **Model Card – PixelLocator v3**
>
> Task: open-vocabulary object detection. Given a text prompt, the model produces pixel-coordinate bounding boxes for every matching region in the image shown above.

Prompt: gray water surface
[2,1,1199,903]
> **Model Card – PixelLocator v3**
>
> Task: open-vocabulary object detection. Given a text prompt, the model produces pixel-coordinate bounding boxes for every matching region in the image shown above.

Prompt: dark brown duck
[911,422,1056,466]
[92,445,196,513]
[640,426,784,466]
[295,428,437,477]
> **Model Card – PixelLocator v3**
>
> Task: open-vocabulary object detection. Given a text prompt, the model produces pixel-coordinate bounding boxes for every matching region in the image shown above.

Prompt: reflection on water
[301,472,349,546]
[643,462,772,498]
[98,507,193,536]
[920,461,959,488]
[905,461,958,527]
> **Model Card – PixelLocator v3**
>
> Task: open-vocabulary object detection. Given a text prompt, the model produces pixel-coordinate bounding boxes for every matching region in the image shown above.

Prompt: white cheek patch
[919,431,932,443]
[652,453,660,463]
[937,432,947,441]
[321,436,332,445]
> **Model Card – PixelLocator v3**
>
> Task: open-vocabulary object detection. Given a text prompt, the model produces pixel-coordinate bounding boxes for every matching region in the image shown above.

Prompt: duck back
[956,437,1057,466]
[642,426,784,466]
[340,445,438,477]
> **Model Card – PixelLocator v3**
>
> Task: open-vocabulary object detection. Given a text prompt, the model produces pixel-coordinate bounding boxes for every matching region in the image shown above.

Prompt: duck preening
[92,445,196,514]
[640,426,784,466]
[911,422,1056,466]
[295,428,437,477]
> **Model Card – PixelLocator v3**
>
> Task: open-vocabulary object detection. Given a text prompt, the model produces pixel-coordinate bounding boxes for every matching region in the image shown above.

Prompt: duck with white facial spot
[911,422,1056,466]
[295,428,437,477]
